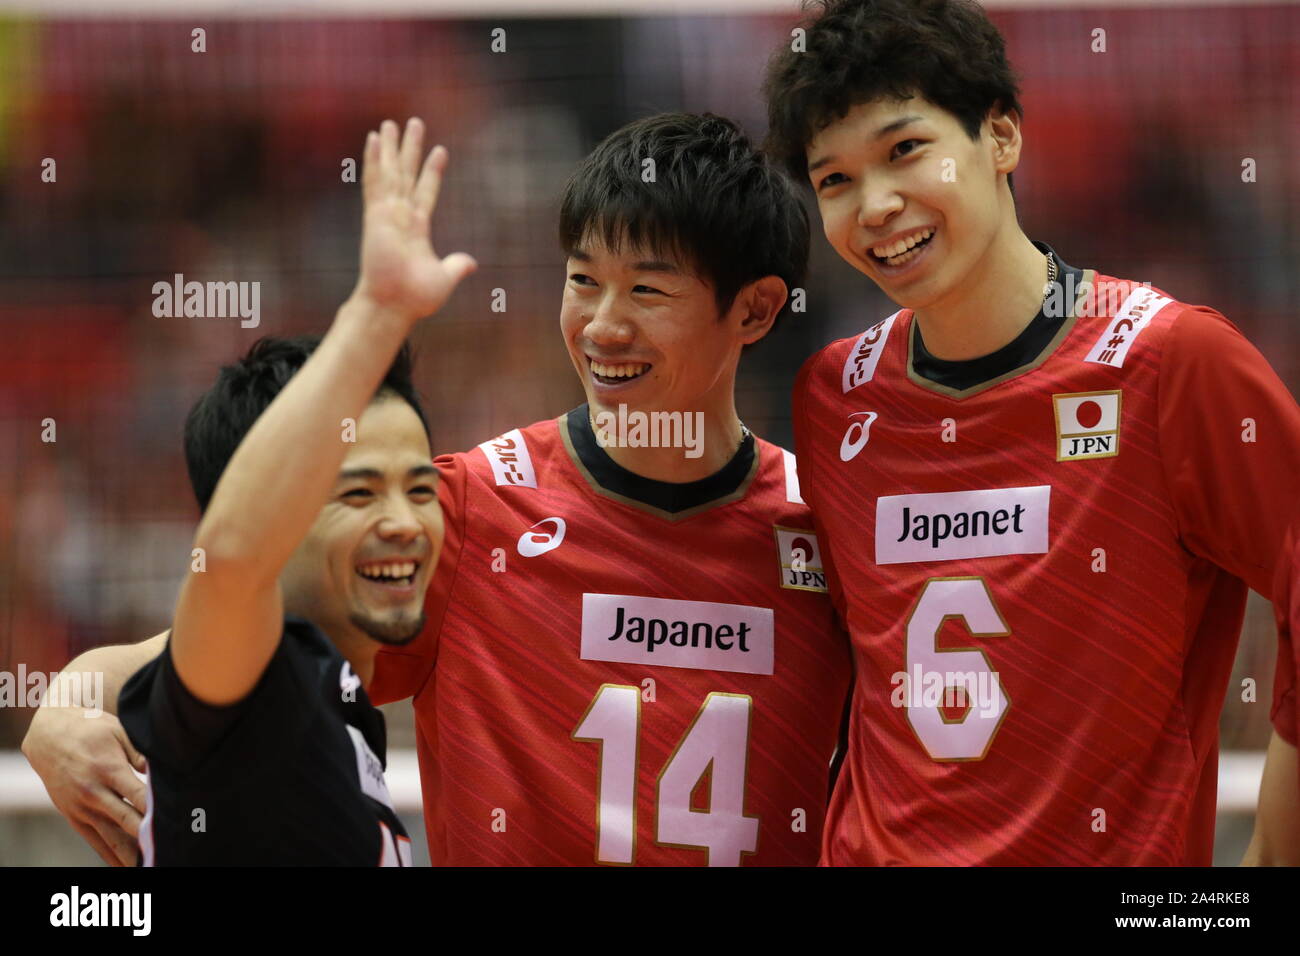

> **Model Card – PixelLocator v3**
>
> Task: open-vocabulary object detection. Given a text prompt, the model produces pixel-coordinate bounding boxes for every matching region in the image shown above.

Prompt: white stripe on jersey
[477,428,538,488]
[782,449,804,504]
[842,312,900,393]
[1085,287,1175,368]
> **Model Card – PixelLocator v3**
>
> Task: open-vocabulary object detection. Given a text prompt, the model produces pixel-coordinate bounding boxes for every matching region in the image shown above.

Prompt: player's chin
[348,606,427,647]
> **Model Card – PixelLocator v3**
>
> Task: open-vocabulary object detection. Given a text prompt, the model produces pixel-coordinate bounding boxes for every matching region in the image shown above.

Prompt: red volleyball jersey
[369,409,850,865]
[793,267,1300,865]
[1272,524,1298,749]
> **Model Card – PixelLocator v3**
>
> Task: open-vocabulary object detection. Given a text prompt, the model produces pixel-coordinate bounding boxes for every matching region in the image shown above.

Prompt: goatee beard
[349,609,426,647]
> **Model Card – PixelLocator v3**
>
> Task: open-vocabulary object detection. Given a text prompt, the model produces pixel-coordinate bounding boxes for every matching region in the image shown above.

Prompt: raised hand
[352,117,476,323]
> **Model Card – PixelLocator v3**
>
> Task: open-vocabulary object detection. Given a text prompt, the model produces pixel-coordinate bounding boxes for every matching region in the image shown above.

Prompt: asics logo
[517,517,566,557]
[840,412,878,462]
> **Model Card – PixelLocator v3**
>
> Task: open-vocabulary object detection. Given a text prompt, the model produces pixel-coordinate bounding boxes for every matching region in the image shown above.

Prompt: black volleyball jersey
[120,616,410,866]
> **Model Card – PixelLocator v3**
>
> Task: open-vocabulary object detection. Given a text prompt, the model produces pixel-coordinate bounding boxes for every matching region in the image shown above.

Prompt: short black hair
[183,335,429,514]
[559,112,810,325]
[764,0,1023,187]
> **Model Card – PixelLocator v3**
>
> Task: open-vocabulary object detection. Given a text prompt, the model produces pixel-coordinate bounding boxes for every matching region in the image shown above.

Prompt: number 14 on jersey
[573,685,759,866]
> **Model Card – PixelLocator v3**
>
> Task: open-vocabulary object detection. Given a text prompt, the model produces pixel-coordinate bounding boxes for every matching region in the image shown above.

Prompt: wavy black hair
[764,0,1023,188]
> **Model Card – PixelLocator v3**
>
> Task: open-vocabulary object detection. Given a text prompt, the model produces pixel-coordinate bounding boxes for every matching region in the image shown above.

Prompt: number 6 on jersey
[903,577,1011,761]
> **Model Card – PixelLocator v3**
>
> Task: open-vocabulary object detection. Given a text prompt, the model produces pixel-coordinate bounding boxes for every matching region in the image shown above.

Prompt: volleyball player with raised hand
[118,118,474,863]
[25,113,851,866]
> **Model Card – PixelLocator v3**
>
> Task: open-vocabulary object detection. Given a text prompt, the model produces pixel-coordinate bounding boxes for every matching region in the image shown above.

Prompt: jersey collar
[906,241,1096,400]
[558,405,759,521]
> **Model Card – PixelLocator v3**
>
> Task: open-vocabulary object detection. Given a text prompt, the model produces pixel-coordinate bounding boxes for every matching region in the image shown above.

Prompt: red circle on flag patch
[1075,400,1103,429]
[791,536,814,560]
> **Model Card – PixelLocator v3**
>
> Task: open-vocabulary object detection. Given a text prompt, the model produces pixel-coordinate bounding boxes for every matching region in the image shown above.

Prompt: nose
[583,292,635,349]
[856,176,904,231]
[376,491,424,545]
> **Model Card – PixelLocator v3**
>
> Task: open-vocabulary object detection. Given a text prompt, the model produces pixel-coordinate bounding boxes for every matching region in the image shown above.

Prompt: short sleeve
[368,452,470,705]
[119,627,317,778]
[1157,307,1300,596]
[791,349,852,629]
[790,350,822,512]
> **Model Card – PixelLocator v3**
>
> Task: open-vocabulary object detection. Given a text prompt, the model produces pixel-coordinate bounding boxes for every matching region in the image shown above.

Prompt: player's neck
[910,229,1048,361]
[595,401,747,484]
[329,627,380,688]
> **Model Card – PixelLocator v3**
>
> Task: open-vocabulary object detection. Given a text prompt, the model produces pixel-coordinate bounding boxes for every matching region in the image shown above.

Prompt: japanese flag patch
[775,526,828,592]
[1054,390,1122,461]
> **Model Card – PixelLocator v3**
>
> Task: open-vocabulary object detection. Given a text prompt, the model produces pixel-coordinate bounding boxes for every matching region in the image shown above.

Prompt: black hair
[764,0,1023,189]
[183,335,428,514]
[558,111,810,325]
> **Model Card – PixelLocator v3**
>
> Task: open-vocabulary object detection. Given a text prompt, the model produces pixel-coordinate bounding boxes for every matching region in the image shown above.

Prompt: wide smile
[354,558,423,601]
[587,356,652,390]
[865,226,937,279]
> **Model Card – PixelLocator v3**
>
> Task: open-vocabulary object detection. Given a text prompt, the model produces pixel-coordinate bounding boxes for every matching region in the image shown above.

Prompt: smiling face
[279,395,442,647]
[560,236,750,421]
[807,95,1021,313]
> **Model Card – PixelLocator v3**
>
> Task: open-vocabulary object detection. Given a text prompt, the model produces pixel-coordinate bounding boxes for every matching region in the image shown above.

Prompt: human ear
[735,275,788,346]
[986,105,1023,175]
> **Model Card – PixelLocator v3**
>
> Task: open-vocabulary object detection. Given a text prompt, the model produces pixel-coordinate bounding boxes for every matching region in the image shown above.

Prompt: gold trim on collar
[906,268,1097,400]
[557,414,761,522]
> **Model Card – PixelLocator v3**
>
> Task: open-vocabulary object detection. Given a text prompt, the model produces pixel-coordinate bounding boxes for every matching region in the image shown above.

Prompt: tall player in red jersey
[764,0,1300,864]
[23,114,851,866]
[364,112,848,866]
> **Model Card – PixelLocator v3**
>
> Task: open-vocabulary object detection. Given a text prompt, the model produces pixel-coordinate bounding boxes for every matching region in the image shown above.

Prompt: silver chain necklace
[1043,251,1058,300]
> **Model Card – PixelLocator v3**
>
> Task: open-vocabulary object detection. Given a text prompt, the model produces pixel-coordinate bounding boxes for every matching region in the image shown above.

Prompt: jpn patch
[774,526,828,592]
[1053,390,1121,461]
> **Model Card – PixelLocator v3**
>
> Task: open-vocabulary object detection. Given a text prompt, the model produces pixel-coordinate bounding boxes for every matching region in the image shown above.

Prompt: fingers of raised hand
[363,118,440,222]
[361,127,382,204]
[414,144,448,221]
[379,118,401,185]
[361,119,403,203]
[438,251,478,289]
[397,117,425,193]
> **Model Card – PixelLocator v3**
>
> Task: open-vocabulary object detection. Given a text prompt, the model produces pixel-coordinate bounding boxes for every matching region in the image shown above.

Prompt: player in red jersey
[367,407,845,866]
[24,114,851,866]
[763,0,1300,864]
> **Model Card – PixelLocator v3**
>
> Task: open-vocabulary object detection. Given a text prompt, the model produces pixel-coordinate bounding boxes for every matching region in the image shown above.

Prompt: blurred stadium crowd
[0,6,1297,842]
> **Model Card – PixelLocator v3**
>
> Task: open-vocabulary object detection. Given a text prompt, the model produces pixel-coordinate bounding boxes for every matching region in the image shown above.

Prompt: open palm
[354,118,476,320]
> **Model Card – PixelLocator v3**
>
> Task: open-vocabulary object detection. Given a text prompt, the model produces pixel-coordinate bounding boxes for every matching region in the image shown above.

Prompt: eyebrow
[337,464,437,482]
[568,248,683,275]
[807,115,925,175]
